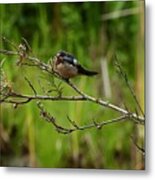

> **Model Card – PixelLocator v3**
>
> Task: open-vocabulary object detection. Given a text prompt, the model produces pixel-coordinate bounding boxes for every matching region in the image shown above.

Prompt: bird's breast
[55,62,78,79]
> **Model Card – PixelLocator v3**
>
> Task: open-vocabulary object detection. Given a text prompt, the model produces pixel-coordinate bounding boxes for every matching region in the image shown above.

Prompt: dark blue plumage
[57,51,77,65]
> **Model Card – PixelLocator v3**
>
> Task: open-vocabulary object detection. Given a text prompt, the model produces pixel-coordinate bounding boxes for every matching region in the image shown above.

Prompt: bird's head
[56,50,78,65]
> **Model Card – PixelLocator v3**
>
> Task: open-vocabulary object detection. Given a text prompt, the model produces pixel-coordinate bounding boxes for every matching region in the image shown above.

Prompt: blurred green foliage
[0,1,144,169]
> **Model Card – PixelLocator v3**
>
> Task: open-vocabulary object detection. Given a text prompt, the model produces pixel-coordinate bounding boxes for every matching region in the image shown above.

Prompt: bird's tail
[77,65,98,76]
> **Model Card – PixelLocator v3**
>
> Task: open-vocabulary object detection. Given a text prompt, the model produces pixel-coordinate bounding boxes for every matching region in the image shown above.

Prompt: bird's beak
[56,52,60,57]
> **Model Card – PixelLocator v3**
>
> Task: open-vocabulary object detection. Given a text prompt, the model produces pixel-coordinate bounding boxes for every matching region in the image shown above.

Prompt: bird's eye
[59,51,66,57]
[56,51,66,57]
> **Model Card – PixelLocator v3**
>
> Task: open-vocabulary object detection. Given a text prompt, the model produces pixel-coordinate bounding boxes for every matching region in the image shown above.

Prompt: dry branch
[37,101,130,134]
[0,39,145,155]
[0,48,145,124]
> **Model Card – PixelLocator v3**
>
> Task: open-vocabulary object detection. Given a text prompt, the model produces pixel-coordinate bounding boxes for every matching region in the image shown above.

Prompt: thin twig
[2,92,86,102]
[37,102,129,134]
[2,37,19,51]
[0,49,18,56]
[24,76,37,96]
[130,135,145,156]
[114,54,144,116]
[21,37,32,53]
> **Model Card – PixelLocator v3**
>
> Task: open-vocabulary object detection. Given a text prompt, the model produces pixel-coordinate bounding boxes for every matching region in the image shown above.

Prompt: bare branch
[66,80,144,124]
[2,36,19,51]
[0,89,144,124]
[37,102,130,134]
[130,135,145,156]
[21,37,32,53]
[0,49,18,56]
[2,92,86,103]
[24,76,37,96]
[114,54,144,116]
[0,48,145,124]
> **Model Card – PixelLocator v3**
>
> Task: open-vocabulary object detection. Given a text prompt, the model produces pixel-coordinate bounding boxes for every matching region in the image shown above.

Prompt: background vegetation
[0,0,144,169]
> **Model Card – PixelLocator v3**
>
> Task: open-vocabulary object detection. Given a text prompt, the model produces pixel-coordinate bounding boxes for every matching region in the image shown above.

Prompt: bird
[52,50,98,80]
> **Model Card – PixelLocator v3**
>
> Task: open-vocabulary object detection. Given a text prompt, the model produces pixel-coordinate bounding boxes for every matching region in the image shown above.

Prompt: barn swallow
[53,51,98,80]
